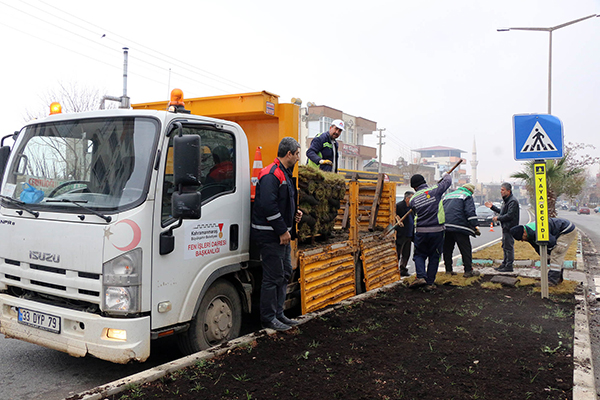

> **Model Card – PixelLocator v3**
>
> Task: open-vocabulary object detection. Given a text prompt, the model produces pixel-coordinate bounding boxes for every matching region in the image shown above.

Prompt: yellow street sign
[534,161,549,242]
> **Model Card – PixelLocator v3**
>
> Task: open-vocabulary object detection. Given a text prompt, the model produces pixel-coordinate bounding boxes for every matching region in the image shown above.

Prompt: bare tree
[23,81,116,122]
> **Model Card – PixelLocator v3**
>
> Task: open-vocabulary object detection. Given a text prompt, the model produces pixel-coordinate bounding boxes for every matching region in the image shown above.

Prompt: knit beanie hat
[462,183,475,193]
[410,174,426,189]
[510,225,524,240]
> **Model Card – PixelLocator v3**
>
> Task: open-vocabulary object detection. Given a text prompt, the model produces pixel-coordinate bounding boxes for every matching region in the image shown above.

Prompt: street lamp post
[498,14,598,114]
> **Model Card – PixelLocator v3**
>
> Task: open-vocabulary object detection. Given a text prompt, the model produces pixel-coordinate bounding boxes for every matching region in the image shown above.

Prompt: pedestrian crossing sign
[513,114,563,160]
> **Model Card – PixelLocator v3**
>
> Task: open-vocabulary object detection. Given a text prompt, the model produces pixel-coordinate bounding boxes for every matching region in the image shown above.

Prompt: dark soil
[111,277,576,400]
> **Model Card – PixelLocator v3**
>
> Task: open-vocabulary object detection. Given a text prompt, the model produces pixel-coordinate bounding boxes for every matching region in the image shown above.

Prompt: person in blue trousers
[408,172,452,291]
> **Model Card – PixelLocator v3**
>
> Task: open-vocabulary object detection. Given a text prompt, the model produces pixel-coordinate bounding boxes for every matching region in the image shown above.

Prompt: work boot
[495,266,514,272]
[400,267,410,277]
[445,271,457,276]
[409,278,427,289]
[262,319,292,332]
[463,270,480,278]
[277,315,300,327]
[548,270,563,286]
[423,284,436,292]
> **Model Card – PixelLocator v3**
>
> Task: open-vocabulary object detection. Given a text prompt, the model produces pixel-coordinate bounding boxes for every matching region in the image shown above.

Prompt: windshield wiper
[0,195,40,218]
[45,199,112,223]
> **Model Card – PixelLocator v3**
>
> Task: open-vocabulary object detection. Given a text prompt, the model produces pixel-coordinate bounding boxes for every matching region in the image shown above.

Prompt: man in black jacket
[306,119,344,172]
[510,218,576,286]
[252,137,303,331]
[485,182,520,272]
[395,191,414,277]
[442,183,481,278]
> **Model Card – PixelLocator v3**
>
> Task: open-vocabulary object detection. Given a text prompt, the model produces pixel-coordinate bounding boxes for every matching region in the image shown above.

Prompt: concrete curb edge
[573,230,597,399]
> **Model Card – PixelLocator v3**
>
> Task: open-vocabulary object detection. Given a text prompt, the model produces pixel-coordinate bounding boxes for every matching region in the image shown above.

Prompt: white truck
[0,90,400,363]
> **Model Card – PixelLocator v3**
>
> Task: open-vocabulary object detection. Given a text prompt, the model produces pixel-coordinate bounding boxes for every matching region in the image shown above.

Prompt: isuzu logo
[29,251,60,263]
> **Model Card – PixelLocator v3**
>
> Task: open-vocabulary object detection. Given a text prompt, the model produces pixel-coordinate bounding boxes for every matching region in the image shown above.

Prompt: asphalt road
[0,332,182,400]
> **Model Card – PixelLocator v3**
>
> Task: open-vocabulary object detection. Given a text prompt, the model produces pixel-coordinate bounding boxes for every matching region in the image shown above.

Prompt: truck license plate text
[18,308,61,334]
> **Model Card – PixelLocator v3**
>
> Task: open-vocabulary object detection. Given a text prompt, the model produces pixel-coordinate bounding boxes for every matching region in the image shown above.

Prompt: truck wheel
[178,279,242,355]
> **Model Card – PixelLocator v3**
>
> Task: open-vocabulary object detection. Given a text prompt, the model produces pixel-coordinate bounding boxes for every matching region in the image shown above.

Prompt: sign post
[533,161,550,298]
[514,113,563,299]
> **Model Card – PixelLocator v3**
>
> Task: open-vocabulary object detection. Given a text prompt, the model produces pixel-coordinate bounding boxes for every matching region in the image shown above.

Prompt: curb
[573,292,596,399]
[572,231,598,399]
[72,232,594,400]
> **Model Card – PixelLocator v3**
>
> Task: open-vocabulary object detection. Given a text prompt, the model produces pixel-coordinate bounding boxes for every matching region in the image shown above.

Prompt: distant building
[300,105,377,171]
[413,146,468,185]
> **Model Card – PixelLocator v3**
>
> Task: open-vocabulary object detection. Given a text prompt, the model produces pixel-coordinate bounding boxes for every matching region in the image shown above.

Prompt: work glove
[475,227,481,236]
[319,159,333,165]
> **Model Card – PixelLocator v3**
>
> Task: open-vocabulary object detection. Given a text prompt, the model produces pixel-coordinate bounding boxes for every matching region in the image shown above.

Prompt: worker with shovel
[408,172,453,291]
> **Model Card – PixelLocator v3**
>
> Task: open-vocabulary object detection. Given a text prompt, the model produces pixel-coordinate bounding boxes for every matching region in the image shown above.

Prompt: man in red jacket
[252,137,303,331]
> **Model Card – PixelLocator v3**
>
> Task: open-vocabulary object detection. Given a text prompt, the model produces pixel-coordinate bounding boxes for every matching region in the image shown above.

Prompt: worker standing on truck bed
[252,137,303,331]
[408,173,452,291]
[306,119,344,172]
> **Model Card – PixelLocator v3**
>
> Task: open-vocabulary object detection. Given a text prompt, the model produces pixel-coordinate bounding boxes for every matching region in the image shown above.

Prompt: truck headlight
[103,249,142,315]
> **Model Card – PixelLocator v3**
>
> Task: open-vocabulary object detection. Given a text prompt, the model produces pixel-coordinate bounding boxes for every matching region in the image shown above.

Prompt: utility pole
[376,128,386,174]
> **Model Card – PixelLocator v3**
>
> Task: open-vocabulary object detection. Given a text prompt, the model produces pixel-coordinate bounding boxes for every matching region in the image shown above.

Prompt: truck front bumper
[0,294,150,364]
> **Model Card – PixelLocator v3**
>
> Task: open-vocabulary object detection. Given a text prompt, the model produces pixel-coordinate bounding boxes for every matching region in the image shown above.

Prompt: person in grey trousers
[485,182,520,272]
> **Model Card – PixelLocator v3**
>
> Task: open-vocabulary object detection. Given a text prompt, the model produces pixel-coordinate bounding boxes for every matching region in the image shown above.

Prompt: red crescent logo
[113,219,142,251]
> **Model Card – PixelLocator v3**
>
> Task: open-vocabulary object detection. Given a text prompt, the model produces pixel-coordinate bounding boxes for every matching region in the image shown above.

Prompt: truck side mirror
[0,146,10,184]
[173,134,200,187]
[172,133,201,219]
[172,190,201,219]
[0,131,17,184]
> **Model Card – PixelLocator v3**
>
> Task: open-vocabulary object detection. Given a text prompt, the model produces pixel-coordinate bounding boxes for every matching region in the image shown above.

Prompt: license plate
[18,308,61,334]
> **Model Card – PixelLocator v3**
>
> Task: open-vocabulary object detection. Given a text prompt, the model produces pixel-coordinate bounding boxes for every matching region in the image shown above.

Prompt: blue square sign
[513,114,564,160]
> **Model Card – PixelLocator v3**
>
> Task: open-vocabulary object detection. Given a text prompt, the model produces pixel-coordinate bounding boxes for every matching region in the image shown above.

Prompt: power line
[0,0,255,97]
[27,0,254,92]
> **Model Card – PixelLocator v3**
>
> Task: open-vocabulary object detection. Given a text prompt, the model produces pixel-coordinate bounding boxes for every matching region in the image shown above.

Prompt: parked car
[476,205,499,226]
[595,206,600,213]
[569,206,578,212]
[578,207,590,215]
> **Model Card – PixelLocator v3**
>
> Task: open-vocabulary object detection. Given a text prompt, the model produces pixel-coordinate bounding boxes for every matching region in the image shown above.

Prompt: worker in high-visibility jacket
[510,218,576,286]
[306,119,344,173]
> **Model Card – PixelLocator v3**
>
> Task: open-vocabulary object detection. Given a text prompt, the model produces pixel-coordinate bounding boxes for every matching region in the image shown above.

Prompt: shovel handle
[438,159,463,183]
[398,209,413,223]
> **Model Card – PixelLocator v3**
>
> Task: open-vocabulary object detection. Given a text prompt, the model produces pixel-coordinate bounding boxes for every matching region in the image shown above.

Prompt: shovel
[379,210,413,239]
[378,159,464,240]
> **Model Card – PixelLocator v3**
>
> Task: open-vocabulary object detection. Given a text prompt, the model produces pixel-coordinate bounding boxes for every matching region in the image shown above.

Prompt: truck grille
[0,257,102,306]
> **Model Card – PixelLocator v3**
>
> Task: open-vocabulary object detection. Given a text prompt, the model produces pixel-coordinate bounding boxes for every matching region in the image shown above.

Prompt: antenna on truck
[100,47,131,109]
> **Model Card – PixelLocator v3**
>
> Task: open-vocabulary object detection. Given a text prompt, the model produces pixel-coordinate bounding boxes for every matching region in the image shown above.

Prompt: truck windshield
[1,117,159,213]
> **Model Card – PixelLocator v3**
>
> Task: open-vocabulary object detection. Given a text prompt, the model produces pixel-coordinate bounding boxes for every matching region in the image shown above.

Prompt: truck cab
[0,90,287,363]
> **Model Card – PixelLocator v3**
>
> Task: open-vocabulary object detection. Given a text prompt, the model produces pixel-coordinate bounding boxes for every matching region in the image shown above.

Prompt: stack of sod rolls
[297,165,346,243]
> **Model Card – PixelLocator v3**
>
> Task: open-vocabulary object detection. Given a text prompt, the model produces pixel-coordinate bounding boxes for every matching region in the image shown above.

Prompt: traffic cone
[489,222,494,232]
[251,146,263,201]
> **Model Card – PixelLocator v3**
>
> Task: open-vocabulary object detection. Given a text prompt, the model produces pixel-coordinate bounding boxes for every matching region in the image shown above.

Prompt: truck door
[151,122,249,333]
